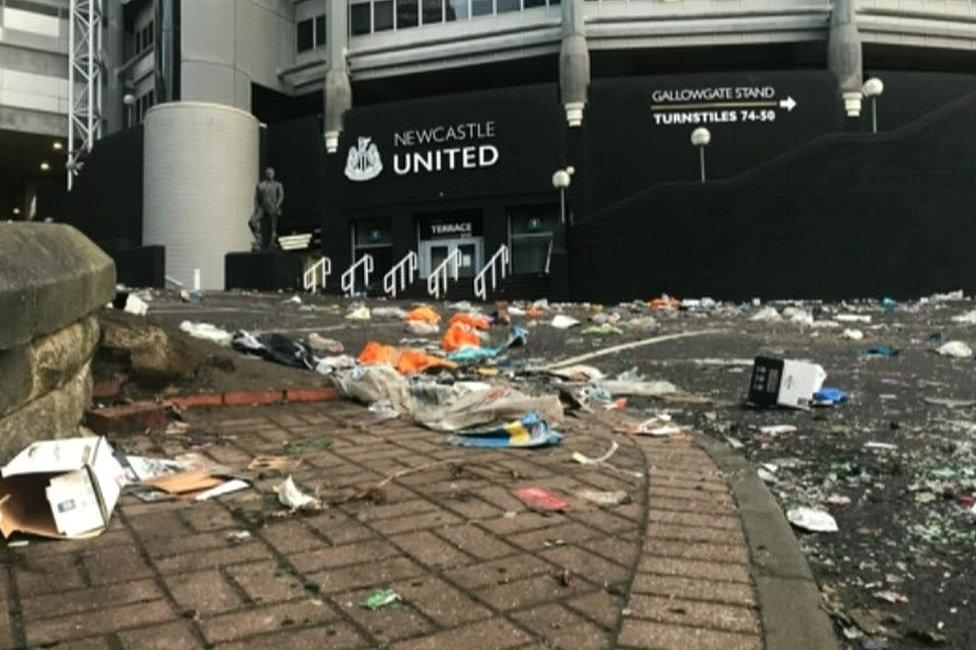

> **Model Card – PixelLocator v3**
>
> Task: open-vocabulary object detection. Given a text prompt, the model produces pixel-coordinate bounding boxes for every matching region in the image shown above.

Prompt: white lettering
[479,145,499,167]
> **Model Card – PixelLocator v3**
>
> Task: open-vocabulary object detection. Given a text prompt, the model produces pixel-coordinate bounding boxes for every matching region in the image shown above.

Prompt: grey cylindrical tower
[143,102,259,290]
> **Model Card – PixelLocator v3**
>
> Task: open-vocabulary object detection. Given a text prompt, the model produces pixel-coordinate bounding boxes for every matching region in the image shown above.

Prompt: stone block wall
[0,223,115,462]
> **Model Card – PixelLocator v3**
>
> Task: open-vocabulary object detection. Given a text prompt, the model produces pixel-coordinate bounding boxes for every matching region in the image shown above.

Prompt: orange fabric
[524,307,544,319]
[406,306,441,324]
[449,313,491,330]
[649,295,680,310]
[442,323,482,352]
[358,341,455,375]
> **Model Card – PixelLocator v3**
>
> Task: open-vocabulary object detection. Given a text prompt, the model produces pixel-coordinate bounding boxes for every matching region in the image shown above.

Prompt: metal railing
[426,248,461,300]
[473,244,509,301]
[341,253,374,296]
[303,256,332,293]
[383,251,418,298]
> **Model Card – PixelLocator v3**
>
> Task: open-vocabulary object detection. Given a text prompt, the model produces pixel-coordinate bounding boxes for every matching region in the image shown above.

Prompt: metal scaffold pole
[66,0,103,191]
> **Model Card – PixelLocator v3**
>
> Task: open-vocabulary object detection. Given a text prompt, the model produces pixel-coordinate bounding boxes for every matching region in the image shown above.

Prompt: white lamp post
[690,127,711,182]
[551,166,574,224]
[862,77,884,134]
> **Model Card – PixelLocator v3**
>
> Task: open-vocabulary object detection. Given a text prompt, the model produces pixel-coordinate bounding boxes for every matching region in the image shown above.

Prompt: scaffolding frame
[67,0,103,191]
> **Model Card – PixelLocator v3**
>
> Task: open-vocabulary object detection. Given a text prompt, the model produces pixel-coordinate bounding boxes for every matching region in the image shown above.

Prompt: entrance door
[419,238,484,279]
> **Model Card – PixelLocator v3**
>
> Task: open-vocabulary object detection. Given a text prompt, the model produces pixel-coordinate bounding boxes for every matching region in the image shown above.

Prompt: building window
[396,0,418,29]
[374,0,394,31]
[496,0,519,12]
[471,0,493,17]
[446,0,467,20]
[1,1,61,38]
[297,19,314,52]
[421,0,443,24]
[127,89,155,127]
[296,14,325,52]
[350,3,371,35]
[509,206,556,275]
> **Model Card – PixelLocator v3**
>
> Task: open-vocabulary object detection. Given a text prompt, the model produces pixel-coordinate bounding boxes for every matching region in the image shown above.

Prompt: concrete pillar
[324,0,352,153]
[559,0,590,127]
[828,0,863,118]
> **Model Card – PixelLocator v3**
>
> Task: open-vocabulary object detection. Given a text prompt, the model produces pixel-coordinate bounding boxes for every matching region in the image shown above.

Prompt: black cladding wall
[570,91,976,301]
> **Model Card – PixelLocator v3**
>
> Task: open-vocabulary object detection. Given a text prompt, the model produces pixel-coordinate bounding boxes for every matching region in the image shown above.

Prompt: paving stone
[638,556,752,583]
[539,545,630,586]
[626,594,760,633]
[117,621,203,649]
[436,524,517,560]
[260,521,325,554]
[512,603,612,649]
[617,619,762,649]
[443,554,550,591]
[390,530,469,568]
[200,599,338,645]
[82,545,153,585]
[304,511,379,545]
[369,509,462,535]
[332,587,435,644]
[212,623,367,649]
[389,575,492,626]
[290,539,398,573]
[165,570,244,615]
[26,600,175,646]
[19,579,161,621]
[476,574,586,611]
[153,540,272,574]
[225,560,308,604]
[310,557,425,594]
[565,590,625,629]
[631,574,757,606]
[390,618,534,650]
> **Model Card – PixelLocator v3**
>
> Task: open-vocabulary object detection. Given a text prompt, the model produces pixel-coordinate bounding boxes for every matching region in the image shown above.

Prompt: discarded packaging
[936,340,973,358]
[363,589,401,610]
[180,321,233,346]
[306,333,344,354]
[514,487,569,512]
[406,320,439,335]
[359,341,457,375]
[576,489,631,506]
[550,314,580,329]
[582,324,623,336]
[759,425,799,435]
[748,356,826,410]
[274,476,319,510]
[449,413,563,448]
[812,387,849,406]
[786,506,839,533]
[406,306,441,324]
[345,305,371,321]
[0,437,126,539]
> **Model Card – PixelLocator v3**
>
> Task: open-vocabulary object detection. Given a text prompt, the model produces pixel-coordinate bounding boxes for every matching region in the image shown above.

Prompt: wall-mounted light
[52,141,63,151]
[39,162,50,172]
[12,207,21,215]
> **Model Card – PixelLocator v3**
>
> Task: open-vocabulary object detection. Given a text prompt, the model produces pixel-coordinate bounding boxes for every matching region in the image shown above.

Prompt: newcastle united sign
[345,120,500,182]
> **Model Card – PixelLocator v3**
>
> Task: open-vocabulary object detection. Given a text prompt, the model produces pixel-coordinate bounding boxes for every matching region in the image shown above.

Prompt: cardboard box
[0,437,127,539]
[748,356,827,410]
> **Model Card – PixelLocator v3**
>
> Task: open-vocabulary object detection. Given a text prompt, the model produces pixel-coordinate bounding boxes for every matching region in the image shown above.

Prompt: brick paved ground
[0,401,763,649]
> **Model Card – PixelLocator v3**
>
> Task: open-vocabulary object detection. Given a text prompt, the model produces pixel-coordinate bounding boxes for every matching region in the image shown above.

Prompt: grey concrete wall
[180,0,294,112]
[0,223,115,461]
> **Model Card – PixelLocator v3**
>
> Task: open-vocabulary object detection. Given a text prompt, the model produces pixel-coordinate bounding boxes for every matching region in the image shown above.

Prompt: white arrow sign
[779,96,797,112]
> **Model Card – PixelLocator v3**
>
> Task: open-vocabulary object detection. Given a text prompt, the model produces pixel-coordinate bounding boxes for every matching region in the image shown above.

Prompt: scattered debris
[179,321,233,346]
[362,589,401,610]
[936,341,973,358]
[786,506,839,533]
[576,489,631,506]
[514,487,570,512]
[274,476,320,511]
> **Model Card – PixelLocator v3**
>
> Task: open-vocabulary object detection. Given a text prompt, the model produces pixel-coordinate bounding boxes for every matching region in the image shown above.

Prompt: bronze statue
[249,167,284,251]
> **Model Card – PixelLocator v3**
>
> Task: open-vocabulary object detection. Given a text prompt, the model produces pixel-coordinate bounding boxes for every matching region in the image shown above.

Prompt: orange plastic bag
[442,323,482,352]
[449,313,491,330]
[397,349,456,374]
[649,295,680,310]
[406,306,441,324]
[358,341,456,375]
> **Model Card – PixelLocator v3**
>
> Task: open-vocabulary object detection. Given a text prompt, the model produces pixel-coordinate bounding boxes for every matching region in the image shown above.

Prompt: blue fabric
[449,412,564,448]
[813,387,849,406]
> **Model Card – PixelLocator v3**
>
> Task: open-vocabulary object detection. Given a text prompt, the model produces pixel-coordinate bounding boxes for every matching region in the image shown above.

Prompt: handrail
[303,256,332,293]
[165,274,185,289]
[383,251,418,298]
[544,238,553,274]
[341,253,374,296]
[426,248,461,300]
[473,244,510,301]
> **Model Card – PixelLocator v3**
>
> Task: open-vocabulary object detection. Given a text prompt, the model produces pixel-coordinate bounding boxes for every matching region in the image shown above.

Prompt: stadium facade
[3,0,975,298]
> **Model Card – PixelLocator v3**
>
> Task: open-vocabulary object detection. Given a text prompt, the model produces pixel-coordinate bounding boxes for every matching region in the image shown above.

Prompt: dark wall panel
[570,93,976,301]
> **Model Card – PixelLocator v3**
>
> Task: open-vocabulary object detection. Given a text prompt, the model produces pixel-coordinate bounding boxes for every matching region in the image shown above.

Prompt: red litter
[514,488,570,512]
